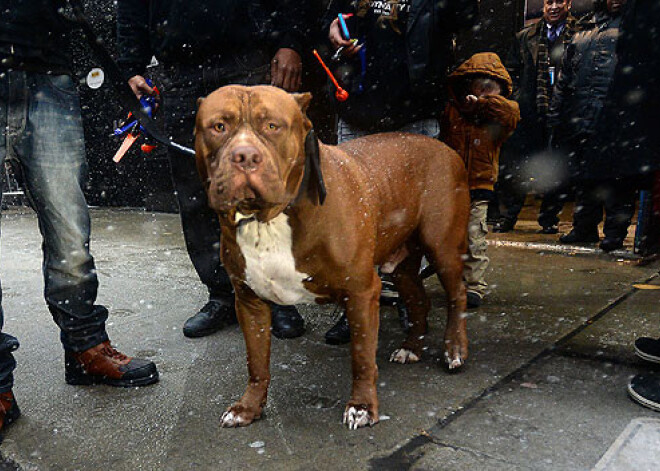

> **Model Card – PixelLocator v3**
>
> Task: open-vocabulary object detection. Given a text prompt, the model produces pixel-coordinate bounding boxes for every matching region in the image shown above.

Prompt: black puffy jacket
[547,11,622,180]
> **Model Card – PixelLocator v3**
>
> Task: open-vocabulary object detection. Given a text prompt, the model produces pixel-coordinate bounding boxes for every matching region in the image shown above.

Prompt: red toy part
[312,49,349,102]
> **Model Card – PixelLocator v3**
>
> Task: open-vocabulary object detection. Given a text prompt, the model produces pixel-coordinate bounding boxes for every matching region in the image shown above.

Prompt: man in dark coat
[116,0,309,340]
[0,0,160,439]
[549,0,633,252]
[494,0,579,234]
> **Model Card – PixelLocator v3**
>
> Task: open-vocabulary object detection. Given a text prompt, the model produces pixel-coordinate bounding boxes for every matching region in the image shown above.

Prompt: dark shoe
[538,225,559,234]
[65,341,159,387]
[635,337,660,364]
[271,304,305,339]
[492,219,515,233]
[183,299,237,338]
[380,276,400,306]
[559,229,599,244]
[628,373,660,412]
[466,291,482,309]
[599,237,624,252]
[325,313,350,345]
[0,391,20,440]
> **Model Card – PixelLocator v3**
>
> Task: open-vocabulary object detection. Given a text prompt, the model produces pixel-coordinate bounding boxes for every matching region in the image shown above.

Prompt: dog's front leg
[221,291,271,427]
[343,273,381,430]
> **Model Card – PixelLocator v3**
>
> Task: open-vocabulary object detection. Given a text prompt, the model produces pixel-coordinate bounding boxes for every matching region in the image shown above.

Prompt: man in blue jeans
[0,0,159,439]
[117,0,308,340]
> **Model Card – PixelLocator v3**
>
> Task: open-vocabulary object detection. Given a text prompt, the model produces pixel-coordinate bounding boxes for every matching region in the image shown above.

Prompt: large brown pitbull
[195,85,469,430]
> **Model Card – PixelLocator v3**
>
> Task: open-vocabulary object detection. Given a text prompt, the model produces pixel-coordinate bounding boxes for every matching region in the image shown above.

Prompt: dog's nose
[231,146,262,172]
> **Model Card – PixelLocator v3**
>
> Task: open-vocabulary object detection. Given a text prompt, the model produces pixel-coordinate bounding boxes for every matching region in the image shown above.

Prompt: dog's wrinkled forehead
[197,85,300,131]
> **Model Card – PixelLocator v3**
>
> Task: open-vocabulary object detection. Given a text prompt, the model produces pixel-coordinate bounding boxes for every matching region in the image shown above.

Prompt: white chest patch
[236,213,318,306]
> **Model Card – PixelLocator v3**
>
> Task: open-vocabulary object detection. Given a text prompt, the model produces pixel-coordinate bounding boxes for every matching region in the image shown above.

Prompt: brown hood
[448,52,513,98]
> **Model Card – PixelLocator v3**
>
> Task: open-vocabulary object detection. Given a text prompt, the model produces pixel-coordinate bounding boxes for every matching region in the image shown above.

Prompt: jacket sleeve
[116,0,152,79]
[269,0,309,54]
[475,95,521,142]
[547,42,575,134]
[505,33,524,102]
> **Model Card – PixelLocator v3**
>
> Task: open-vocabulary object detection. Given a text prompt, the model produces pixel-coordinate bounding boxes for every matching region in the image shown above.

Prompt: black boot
[599,236,624,252]
[183,298,237,338]
[271,304,305,339]
[559,229,599,244]
[492,219,515,233]
[325,313,350,345]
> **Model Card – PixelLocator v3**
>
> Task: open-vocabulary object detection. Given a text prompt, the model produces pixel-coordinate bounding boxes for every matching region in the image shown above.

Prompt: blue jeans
[0,70,109,392]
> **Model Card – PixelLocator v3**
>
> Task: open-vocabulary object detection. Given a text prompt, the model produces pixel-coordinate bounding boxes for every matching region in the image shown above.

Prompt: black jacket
[116,0,308,78]
[324,0,479,132]
[548,11,622,179]
[502,15,579,158]
[596,0,660,181]
[0,0,71,74]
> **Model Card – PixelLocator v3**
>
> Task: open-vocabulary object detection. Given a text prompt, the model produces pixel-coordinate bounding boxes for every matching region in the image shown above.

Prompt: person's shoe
[65,341,159,387]
[466,291,483,309]
[380,276,400,306]
[599,236,625,252]
[325,313,350,345]
[634,337,660,364]
[183,299,237,338]
[0,391,20,440]
[492,219,515,233]
[538,225,559,234]
[628,373,660,412]
[559,229,599,244]
[271,304,305,339]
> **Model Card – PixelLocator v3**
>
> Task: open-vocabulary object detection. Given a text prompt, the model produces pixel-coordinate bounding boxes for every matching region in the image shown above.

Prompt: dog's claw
[342,406,376,430]
[390,348,420,364]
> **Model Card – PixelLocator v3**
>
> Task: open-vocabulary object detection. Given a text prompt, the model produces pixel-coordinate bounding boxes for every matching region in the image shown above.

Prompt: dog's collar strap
[295,129,327,206]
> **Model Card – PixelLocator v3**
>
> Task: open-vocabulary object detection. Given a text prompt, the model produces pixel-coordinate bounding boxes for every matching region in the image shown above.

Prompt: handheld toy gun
[112,78,160,163]
[313,49,349,102]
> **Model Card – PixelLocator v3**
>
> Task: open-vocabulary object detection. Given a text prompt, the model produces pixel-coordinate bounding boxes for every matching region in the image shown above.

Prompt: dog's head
[194,85,313,222]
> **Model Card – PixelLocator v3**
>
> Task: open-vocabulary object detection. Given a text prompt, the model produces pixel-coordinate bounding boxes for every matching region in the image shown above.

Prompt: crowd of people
[0,0,659,442]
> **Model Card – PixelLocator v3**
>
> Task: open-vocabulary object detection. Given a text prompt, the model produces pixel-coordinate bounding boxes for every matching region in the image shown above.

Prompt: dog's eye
[213,123,225,133]
[267,123,278,131]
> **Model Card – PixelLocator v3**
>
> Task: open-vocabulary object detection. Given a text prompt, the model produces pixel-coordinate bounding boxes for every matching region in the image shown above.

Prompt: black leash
[67,0,195,157]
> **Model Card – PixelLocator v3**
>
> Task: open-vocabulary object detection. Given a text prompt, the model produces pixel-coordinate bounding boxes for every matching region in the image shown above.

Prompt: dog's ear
[196,96,205,108]
[291,92,313,115]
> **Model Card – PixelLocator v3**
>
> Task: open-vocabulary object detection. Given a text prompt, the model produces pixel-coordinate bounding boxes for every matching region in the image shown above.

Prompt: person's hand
[128,75,156,100]
[463,94,479,112]
[270,48,302,92]
[329,18,360,57]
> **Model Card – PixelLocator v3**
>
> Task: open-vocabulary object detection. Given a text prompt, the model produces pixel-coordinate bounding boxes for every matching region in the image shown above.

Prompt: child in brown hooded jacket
[441,52,520,308]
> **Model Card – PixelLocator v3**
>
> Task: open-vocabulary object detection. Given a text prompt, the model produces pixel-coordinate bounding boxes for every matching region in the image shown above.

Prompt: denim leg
[19,74,108,352]
[0,72,19,392]
[538,186,568,228]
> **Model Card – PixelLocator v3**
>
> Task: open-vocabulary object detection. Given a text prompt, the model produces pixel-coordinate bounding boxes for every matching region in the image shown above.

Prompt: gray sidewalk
[0,208,659,470]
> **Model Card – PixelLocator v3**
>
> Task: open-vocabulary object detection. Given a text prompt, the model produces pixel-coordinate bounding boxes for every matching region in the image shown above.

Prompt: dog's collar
[293,129,326,207]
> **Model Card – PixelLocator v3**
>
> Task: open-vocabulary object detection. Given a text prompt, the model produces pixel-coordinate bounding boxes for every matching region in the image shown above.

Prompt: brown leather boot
[65,341,159,387]
[0,391,21,440]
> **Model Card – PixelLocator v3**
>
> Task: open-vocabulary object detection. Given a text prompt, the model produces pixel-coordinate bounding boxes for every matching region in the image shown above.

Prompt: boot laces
[101,344,129,362]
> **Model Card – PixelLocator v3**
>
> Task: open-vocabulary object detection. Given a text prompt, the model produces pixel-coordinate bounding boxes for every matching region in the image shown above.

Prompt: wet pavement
[0,205,659,470]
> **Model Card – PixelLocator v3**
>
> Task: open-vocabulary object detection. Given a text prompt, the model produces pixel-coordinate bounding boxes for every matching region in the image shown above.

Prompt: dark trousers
[497,176,568,228]
[161,50,270,299]
[572,179,637,239]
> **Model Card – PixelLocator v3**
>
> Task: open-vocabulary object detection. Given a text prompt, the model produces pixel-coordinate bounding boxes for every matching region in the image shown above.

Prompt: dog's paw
[389,348,420,364]
[220,404,261,428]
[443,350,464,371]
[342,405,378,430]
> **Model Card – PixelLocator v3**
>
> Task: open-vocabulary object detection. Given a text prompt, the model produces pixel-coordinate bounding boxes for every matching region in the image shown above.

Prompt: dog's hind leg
[389,245,429,364]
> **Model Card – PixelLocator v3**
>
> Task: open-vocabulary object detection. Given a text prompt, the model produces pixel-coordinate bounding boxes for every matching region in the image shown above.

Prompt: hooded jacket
[441,53,521,193]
